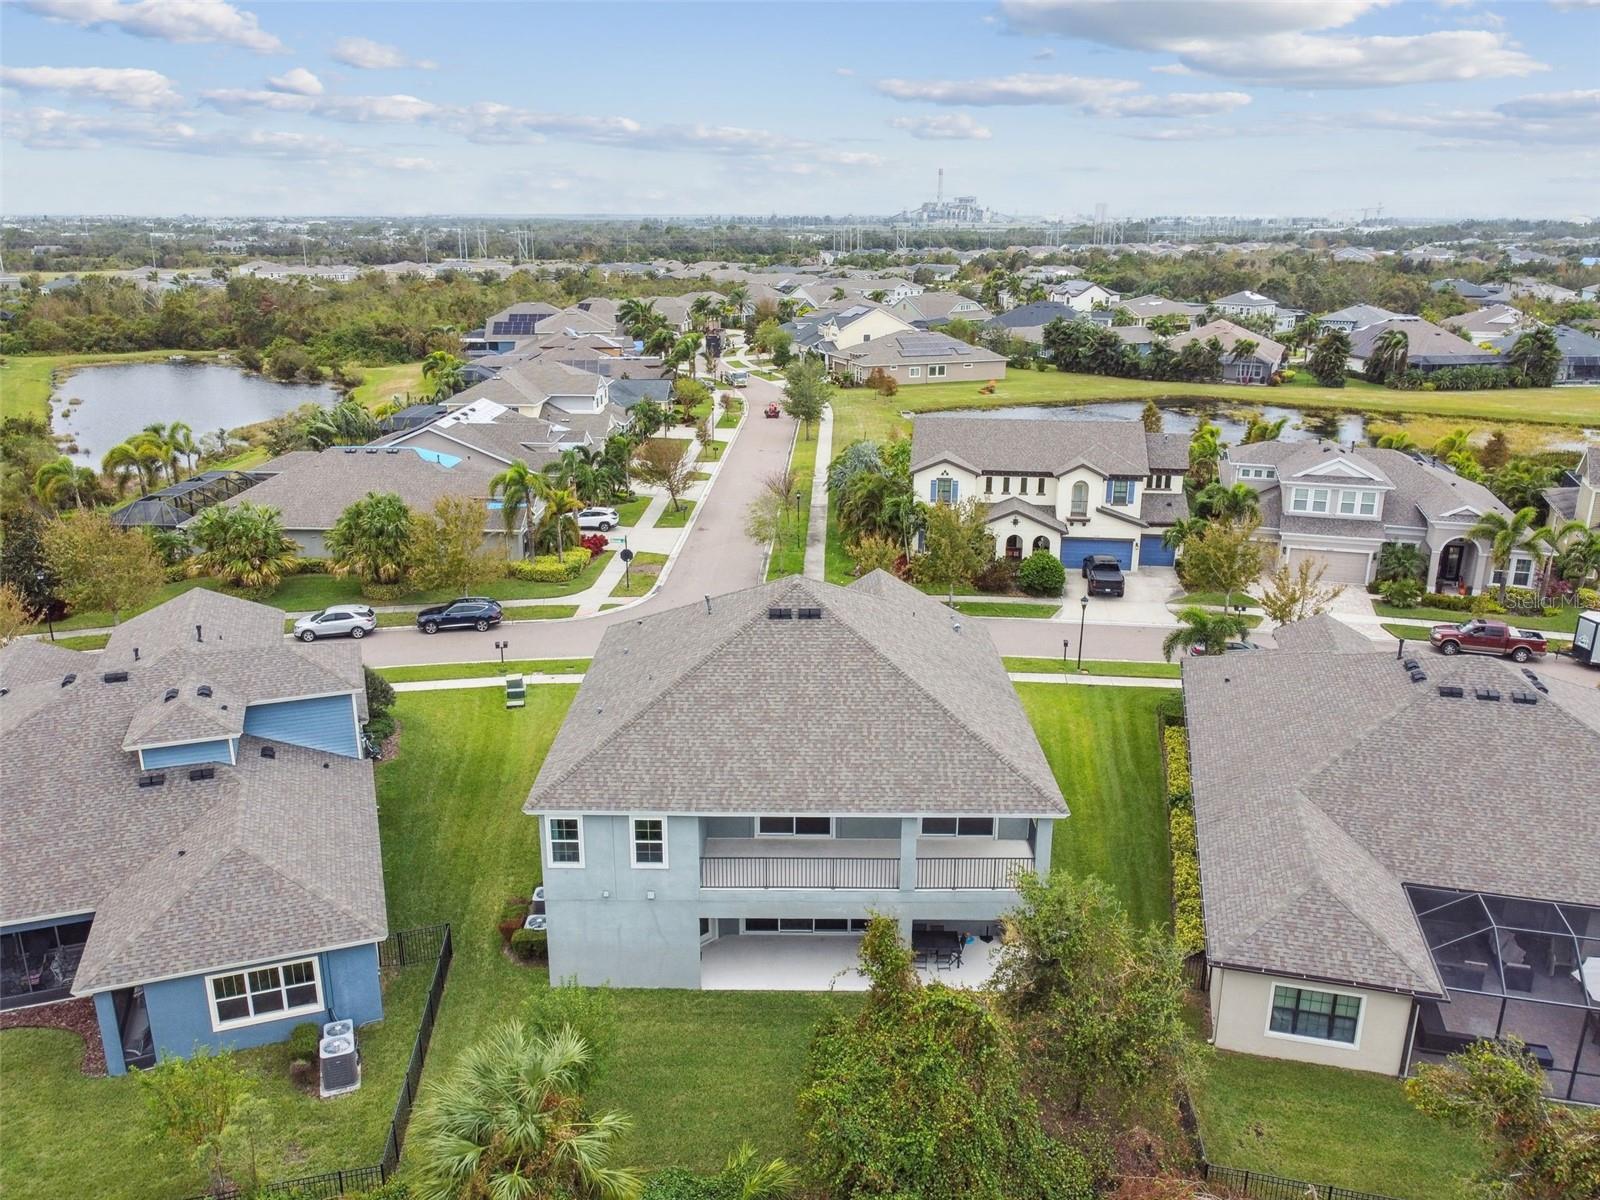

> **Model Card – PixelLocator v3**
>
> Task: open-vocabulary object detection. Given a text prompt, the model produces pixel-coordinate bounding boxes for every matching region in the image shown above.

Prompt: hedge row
[1164,725,1204,956]
[506,548,594,582]
[1162,725,1191,807]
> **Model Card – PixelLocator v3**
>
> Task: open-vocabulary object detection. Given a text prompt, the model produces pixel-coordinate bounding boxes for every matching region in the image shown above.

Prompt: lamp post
[1076,594,1088,672]
[35,570,55,642]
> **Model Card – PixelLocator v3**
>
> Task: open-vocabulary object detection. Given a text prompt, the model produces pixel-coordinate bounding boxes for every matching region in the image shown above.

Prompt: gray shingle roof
[836,331,1004,370]
[913,414,1154,478]
[1167,319,1286,366]
[1184,651,1600,995]
[1270,613,1379,654]
[1348,318,1484,362]
[1140,489,1189,527]
[525,573,1067,818]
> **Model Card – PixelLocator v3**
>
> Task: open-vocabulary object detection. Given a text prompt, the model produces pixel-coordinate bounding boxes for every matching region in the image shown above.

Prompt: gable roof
[911,414,1154,477]
[1348,318,1487,362]
[836,330,1005,369]
[525,574,1066,817]
[1167,319,1286,365]
[1271,613,1379,654]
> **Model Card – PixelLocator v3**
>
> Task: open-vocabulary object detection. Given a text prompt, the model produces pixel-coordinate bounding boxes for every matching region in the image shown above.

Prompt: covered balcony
[699,828,1037,892]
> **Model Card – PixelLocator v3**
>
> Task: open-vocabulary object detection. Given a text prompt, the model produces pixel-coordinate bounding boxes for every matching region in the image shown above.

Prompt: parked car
[416,597,503,634]
[1428,619,1547,662]
[1081,555,1125,598]
[577,507,620,532]
[1190,640,1262,656]
[292,605,376,642]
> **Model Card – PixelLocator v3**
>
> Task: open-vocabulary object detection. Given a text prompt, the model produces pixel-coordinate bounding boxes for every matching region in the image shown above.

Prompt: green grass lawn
[1173,591,1258,609]
[1191,1051,1488,1200]
[1374,601,1581,634]
[53,632,110,650]
[1018,684,1171,930]
[0,349,225,422]
[823,501,858,586]
[697,441,723,463]
[951,600,1061,618]
[1381,620,1572,650]
[610,551,669,598]
[1003,656,1181,679]
[613,496,652,527]
[716,401,743,429]
[765,427,817,580]
[654,500,696,529]
[346,360,428,410]
[379,659,590,683]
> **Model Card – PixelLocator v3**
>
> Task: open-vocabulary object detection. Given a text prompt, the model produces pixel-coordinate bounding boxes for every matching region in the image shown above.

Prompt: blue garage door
[1060,537,1134,571]
[1139,532,1176,567]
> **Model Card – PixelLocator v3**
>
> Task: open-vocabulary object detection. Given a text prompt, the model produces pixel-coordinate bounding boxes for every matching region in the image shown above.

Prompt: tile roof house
[0,590,387,1074]
[523,573,1066,988]
[1222,440,1512,589]
[1184,647,1600,1099]
[911,414,1191,571]
[826,329,1007,387]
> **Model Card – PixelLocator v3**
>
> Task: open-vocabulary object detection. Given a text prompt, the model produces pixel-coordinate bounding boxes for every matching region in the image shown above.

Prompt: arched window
[1070,480,1089,519]
[1032,535,1050,554]
[1004,535,1023,560]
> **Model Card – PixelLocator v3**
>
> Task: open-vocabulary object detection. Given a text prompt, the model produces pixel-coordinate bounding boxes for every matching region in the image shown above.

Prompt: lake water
[50,361,339,464]
[947,400,1369,446]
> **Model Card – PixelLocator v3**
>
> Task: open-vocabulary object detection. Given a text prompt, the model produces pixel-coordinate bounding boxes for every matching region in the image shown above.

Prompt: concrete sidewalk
[802,403,833,581]
[389,668,1177,693]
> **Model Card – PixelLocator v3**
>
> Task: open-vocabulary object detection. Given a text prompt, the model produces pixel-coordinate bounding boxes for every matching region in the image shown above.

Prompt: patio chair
[1504,962,1534,993]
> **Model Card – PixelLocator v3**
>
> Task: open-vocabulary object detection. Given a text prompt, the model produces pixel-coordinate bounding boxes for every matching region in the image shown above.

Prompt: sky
[1,0,1597,220]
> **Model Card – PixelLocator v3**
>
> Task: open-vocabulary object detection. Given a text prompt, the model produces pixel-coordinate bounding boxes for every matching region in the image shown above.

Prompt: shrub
[1502,586,1541,614]
[579,533,608,559]
[509,927,547,963]
[1153,690,1184,726]
[509,549,591,582]
[1471,593,1508,615]
[287,1059,316,1091]
[864,366,898,396]
[1163,726,1191,808]
[286,1022,321,1064]
[1420,591,1474,612]
[499,897,530,946]
[364,665,395,721]
[973,556,1018,593]
[1017,550,1066,597]
[1379,577,1424,608]
[523,979,618,1064]
[1170,807,1204,956]
[1578,587,1599,610]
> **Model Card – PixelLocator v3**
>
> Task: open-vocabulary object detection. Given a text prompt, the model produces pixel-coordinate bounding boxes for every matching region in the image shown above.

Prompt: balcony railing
[701,856,899,889]
[915,857,1034,890]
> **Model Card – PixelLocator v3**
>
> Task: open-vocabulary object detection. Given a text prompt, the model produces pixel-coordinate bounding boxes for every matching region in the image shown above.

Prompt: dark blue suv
[416,597,503,634]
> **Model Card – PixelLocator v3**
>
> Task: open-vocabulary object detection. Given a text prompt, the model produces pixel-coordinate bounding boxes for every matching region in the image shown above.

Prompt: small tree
[137,1048,256,1194]
[1406,1039,1600,1200]
[1179,513,1267,611]
[1162,606,1253,660]
[412,494,506,595]
[672,376,711,425]
[848,534,903,577]
[745,468,802,550]
[917,498,989,604]
[1257,557,1345,624]
[0,582,36,645]
[633,438,695,513]
[782,358,832,440]
[1140,399,1162,433]
[325,491,416,586]
[41,510,165,623]
[1017,549,1065,597]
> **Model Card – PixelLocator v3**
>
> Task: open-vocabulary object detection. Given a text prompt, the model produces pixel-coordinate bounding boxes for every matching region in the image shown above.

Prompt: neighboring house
[1183,645,1600,1102]
[1442,304,1536,343]
[1046,279,1118,311]
[984,301,1078,347]
[1166,319,1286,384]
[212,446,530,559]
[1331,247,1378,264]
[889,292,993,328]
[910,414,1191,570]
[1109,294,1208,329]
[783,302,916,357]
[1488,325,1600,385]
[1508,277,1578,304]
[523,572,1067,990]
[1221,441,1513,589]
[1212,289,1279,321]
[794,277,923,307]
[1317,304,1409,335]
[1541,442,1599,528]
[827,330,1006,386]
[380,397,565,472]
[0,590,387,1074]
[1346,319,1502,376]
[449,358,620,428]
[1429,277,1495,301]
[464,302,563,356]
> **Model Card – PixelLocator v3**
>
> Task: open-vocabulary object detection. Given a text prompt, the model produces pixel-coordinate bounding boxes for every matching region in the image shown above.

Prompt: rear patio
[700,925,1004,992]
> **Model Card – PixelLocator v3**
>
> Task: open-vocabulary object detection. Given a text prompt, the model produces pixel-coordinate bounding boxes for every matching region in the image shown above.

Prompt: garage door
[1061,537,1134,571]
[1287,547,1369,586]
[1139,532,1176,567]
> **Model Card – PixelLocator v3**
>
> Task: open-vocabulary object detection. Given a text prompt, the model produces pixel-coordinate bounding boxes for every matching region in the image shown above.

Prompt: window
[1495,558,1535,588]
[1148,473,1172,491]
[758,816,833,836]
[984,476,993,494]
[1002,475,1011,494]
[207,958,321,1030]
[1070,480,1089,518]
[920,816,996,837]
[547,816,583,867]
[1236,465,1276,481]
[1268,985,1361,1046]
[1337,489,1379,517]
[743,917,868,934]
[1109,479,1134,505]
[908,366,921,378]
[1289,487,1330,514]
[928,364,947,378]
[631,817,667,867]
[1036,478,1046,496]
[932,477,957,504]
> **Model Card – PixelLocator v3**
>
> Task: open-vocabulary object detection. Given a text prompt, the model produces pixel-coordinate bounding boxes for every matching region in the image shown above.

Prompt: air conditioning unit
[319,1023,360,1098]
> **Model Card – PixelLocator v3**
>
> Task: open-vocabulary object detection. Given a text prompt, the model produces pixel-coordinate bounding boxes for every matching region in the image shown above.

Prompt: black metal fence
[183,923,453,1200]
[914,856,1035,890]
[1200,1162,1404,1200]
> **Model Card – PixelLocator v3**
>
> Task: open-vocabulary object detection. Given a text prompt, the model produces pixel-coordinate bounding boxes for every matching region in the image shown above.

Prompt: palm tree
[1505,327,1562,387]
[409,1023,640,1200]
[689,295,720,332]
[32,456,97,509]
[724,284,749,321]
[669,332,702,377]
[1241,415,1288,444]
[1366,328,1411,385]
[543,446,606,505]
[1196,482,1259,522]
[187,503,298,591]
[617,297,658,338]
[1535,519,1597,597]
[325,491,415,585]
[1431,428,1474,459]
[1188,422,1223,486]
[102,436,167,494]
[535,481,582,555]
[1468,506,1544,603]
[1161,516,1207,554]
[1376,430,1420,452]
[643,327,676,358]
[1290,316,1322,362]
[489,459,542,542]
[421,351,466,400]
[1162,606,1252,660]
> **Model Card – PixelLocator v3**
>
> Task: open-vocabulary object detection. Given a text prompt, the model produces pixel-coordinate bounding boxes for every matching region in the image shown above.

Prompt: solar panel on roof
[897,333,964,357]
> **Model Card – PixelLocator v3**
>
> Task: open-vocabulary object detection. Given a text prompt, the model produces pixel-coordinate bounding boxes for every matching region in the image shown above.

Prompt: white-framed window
[1266,984,1363,1047]
[1109,479,1134,505]
[630,816,668,868]
[1070,480,1089,518]
[1148,473,1173,491]
[743,917,869,934]
[1494,558,1535,588]
[1002,475,1012,494]
[1337,489,1379,517]
[928,364,947,378]
[933,477,957,504]
[546,816,584,868]
[1036,477,1046,496]
[920,816,996,837]
[1288,487,1330,514]
[1236,465,1275,480]
[757,816,833,837]
[908,366,921,378]
[984,475,993,494]
[207,957,322,1031]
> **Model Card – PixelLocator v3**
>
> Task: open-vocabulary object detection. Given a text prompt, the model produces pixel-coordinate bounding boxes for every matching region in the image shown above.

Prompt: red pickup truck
[1428,619,1547,662]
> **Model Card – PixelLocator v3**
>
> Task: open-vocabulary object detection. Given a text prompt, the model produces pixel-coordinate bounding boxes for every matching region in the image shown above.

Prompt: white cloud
[1496,88,1600,117]
[875,72,1137,105]
[0,65,181,109]
[1334,90,1600,146]
[1031,47,1056,59]
[267,67,323,96]
[202,88,438,123]
[997,0,1545,88]
[450,102,645,145]
[330,37,436,70]
[18,0,283,53]
[888,113,994,140]
[2,106,354,159]
[1089,91,1252,117]
[833,67,855,77]
[1149,63,1194,76]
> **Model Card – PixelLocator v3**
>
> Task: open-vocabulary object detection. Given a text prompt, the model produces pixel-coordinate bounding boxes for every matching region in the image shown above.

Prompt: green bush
[1379,577,1423,608]
[1170,807,1204,956]
[363,712,395,744]
[499,897,530,945]
[509,927,547,963]
[1153,690,1184,726]
[1578,587,1598,610]
[1017,549,1066,597]
[507,549,591,582]
[1163,726,1191,808]
[364,665,395,718]
[1471,593,1508,615]
[286,1022,321,1064]
[523,980,618,1067]
[973,556,1018,593]
[1419,591,1474,612]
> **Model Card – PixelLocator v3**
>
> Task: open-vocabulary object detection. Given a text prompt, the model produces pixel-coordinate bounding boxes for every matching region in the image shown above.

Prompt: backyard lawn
[1003,656,1181,679]
[347,360,428,410]
[1191,1051,1488,1200]
[378,658,590,683]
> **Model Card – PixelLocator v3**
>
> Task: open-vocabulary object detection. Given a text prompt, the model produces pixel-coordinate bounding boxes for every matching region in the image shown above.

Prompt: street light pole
[1076,595,1088,672]
[35,570,55,642]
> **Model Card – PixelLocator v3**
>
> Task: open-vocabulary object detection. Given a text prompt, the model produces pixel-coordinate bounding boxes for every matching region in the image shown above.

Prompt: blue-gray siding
[140,739,234,770]
[242,694,360,758]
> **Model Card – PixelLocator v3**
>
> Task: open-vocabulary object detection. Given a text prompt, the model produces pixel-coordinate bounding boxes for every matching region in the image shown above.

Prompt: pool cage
[1406,885,1600,1104]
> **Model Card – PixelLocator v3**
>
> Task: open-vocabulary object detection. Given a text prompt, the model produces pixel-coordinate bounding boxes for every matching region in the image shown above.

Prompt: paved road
[358,376,799,667]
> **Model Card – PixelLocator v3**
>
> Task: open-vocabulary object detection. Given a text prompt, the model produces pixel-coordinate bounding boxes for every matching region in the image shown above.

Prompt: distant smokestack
[937,167,944,203]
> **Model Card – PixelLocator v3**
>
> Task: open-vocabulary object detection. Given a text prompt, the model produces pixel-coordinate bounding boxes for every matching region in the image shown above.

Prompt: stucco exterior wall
[1208,967,1413,1075]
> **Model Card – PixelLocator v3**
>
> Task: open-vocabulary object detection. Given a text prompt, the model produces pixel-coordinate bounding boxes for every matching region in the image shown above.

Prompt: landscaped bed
[610,551,669,597]
[1374,600,1582,634]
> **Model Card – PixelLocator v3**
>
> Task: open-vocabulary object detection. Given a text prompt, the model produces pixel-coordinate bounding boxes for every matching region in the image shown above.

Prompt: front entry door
[1437,544,1464,588]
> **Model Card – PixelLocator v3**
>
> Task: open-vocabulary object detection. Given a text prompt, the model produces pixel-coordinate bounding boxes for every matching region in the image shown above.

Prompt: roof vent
[1437,685,1464,698]
[365,447,379,454]
[797,607,822,620]
[1409,669,1427,683]
[386,447,400,454]
[163,687,179,702]
[102,670,129,684]
[60,673,76,687]
[1401,658,1420,672]
[1509,691,1537,705]
[767,607,794,620]
[138,773,166,789]
[133,647,140,661]
[197,685,213,698]
[343,446,358,454]
[259,745,276,759]
[195,623,203,643]
[1474,687,1501,702]
[188,767,215,782]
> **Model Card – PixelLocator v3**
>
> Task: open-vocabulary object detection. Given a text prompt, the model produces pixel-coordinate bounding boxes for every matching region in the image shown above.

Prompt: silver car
[577,507,620,532]
[293,605,377,642]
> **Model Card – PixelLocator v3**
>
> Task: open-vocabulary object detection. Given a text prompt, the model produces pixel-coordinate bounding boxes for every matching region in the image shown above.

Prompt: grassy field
[347,360,428,410]
[654,499,696,529]
[827,367,1599,449]
[765,424,815,580]
[1003,656,1182,679]
[0,350,224,422]
[1192,1051,1487,1200]
[951,600,1061,618]
[610,551,669,598]
[378,658,591,683]
[1374,600,1581,634]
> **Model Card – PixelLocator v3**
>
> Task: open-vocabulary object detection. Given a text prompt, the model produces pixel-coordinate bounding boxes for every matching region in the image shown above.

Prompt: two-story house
[1221,441,1512,589]
[783,302,916,359]
[0,590,387,1074]
[523,573,1066,990]
[1046,280,1118,311]
[910,415,1192,571]
[1542,442,1599,530]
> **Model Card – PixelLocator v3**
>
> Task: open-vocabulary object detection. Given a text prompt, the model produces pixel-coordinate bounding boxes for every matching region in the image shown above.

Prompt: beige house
[830,331,1006,388]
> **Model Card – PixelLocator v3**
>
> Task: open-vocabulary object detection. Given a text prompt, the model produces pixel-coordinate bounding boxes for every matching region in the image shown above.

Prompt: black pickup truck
[1081,555,1126,598]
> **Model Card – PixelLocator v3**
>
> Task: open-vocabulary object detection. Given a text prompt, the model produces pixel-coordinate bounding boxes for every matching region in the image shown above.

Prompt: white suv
[577,507,620,532]
[293,605,377,642]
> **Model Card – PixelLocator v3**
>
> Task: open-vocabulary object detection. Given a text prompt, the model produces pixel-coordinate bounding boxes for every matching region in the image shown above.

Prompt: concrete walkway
[802,403,833,581]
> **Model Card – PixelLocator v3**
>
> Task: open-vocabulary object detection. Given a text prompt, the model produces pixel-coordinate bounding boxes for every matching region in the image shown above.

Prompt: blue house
[0,590,387,1074]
